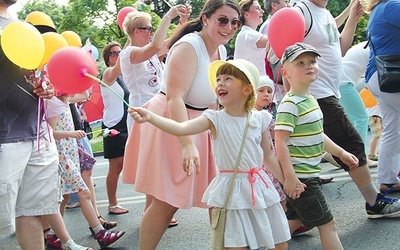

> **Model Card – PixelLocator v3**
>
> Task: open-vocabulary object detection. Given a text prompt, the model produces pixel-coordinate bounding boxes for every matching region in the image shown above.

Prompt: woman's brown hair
[167,0,240,49]
[102,42,121,67]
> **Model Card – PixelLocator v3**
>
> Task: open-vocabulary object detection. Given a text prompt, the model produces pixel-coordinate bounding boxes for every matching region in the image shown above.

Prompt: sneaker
[94,229,125,249]
[291,224,313,236]
[46,234,62,250]
[366,192,400,219]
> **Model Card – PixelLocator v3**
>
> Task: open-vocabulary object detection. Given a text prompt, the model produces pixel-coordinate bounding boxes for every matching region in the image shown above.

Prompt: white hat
[257,75,274,92]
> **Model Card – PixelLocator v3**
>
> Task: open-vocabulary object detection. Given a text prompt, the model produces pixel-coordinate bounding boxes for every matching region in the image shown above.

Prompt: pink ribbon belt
[220,167,269,206]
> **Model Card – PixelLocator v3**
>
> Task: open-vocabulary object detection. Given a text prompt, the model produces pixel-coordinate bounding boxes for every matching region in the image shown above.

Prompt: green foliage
[18,0,368,66]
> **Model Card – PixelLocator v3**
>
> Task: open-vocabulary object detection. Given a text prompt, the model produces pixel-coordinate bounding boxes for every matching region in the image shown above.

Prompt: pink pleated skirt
[122,93,217,208]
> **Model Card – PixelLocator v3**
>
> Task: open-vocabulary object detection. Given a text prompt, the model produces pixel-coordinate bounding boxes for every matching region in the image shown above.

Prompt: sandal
[108,205,129,215]
[380,183,400,193]
[168,218,179,228]
[89,216,118,236]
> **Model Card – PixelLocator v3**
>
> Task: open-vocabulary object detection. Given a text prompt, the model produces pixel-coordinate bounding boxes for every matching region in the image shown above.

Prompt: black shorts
[102,119,128,159]
[317,96,367,170]
[286,177,333,228]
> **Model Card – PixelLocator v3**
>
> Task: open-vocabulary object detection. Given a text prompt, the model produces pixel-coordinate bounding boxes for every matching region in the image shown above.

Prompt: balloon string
[84,73,131,109]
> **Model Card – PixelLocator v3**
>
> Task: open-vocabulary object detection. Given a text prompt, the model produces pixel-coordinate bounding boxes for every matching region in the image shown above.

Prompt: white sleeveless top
[100,76,127,127]
[120,46,162,107]
[160,32,227,109]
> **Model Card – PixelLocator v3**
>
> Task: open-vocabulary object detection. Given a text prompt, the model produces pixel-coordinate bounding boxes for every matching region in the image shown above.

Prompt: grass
[90,123,103,153]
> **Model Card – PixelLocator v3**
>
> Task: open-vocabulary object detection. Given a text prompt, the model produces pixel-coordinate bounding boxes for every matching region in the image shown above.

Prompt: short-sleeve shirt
[0,16,45,143]
[275,92,324,175]
[120,46,161,107]
[234,25,266,75]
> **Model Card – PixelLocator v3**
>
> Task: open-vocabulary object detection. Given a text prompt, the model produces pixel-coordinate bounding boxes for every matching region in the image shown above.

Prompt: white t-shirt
[340,41,369,86]
[297,0,342,99]
[234,25,267,75]
[120,46,161,107]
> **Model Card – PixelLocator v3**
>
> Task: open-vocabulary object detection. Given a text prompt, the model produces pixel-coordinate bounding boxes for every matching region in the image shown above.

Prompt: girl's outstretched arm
[128,106,211,136]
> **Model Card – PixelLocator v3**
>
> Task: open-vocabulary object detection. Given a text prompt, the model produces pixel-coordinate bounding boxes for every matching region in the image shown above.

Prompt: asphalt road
[1,156,400,250]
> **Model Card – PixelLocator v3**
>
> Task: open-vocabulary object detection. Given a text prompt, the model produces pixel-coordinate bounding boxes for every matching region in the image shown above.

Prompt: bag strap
[222,112,250,209]
[368,33,377,57]
[294,1,313,38]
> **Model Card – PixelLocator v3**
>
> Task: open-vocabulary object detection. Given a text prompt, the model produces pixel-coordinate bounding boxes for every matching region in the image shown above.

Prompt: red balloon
[47,47,98,94]
[117,7,137,30]
[267,7,306,59]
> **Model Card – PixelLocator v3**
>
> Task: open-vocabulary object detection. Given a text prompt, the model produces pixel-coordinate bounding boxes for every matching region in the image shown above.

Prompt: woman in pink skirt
[122,0,241,248]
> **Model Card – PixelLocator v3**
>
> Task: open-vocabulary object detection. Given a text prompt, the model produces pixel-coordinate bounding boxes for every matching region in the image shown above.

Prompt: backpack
[293,1,313,38]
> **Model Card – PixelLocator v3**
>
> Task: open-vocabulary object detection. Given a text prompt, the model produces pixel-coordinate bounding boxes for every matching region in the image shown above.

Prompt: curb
[94,151,104,157]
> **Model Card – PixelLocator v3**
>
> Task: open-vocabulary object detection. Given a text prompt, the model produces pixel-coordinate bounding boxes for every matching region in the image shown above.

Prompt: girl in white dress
[128,59,306,249]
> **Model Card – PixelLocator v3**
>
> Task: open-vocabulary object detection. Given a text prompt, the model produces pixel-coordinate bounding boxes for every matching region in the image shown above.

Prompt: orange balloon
[360,88,377,108]
[61,30,82,47]
[39,32,68,68]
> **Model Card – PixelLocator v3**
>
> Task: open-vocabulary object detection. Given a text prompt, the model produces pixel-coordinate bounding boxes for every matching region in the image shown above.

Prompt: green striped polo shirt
[275,92,324,175]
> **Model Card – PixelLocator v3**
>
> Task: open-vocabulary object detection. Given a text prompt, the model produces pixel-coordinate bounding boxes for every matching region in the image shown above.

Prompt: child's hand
[73,130,86,139]
[284,178,306,200]
[339,151,359,170]
[128,107,151,123]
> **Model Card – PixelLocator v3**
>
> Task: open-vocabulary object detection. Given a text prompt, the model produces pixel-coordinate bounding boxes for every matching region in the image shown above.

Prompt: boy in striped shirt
[275,43,358,249]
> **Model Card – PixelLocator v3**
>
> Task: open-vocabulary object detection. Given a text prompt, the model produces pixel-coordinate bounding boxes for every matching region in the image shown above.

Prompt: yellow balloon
[360,88,377,108]
[39,32,68,68]
[1,21,45,70]
[61,31,82,47]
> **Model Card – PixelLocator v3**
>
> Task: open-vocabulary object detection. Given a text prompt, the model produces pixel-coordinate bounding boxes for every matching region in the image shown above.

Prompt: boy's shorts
[369,116,382,138]
[286,177,334,228]
[0,137,60,235]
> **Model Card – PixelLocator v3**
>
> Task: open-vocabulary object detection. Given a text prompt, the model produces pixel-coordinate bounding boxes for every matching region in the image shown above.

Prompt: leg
[288,219,303,235]
[42,213,71,244]
[273,242,288,250]
[368,74,400,185]
[106,157,123,207]
[81,169,99,216]
[77,190,102,228]
[139,197,178,250]
[369,136,380,159]
[317,219,343,250]
[16,216,44,250]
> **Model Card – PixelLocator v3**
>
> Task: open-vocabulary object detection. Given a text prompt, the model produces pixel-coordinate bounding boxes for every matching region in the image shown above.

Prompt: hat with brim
[25,11,57,34]
[281,42,320,65]
[208,59,260,109]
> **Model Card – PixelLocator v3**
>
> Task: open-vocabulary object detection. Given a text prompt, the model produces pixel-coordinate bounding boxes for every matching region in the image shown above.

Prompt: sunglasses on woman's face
[109,50,121,56]
[214,17,242,30]
[137,27,154,34]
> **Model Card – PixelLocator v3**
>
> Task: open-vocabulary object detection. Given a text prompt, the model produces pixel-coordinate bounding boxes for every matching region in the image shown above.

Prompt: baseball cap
[281,42,320,65]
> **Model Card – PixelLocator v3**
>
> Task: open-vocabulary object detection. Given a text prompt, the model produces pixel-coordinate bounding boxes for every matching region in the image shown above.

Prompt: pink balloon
[47,47,98,94]
[117,7,137,30]
[267,7,306,59]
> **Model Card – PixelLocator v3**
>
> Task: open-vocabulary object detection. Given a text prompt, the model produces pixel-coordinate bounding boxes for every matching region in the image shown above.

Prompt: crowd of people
[1,0,400,249]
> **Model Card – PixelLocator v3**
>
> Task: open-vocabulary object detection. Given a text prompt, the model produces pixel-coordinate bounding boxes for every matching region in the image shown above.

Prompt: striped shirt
[275,92,324,175]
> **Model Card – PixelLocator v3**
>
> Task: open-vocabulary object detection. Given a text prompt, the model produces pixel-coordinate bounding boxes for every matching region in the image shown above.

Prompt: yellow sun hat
[208,59,260,110]
[25,11,56,33]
